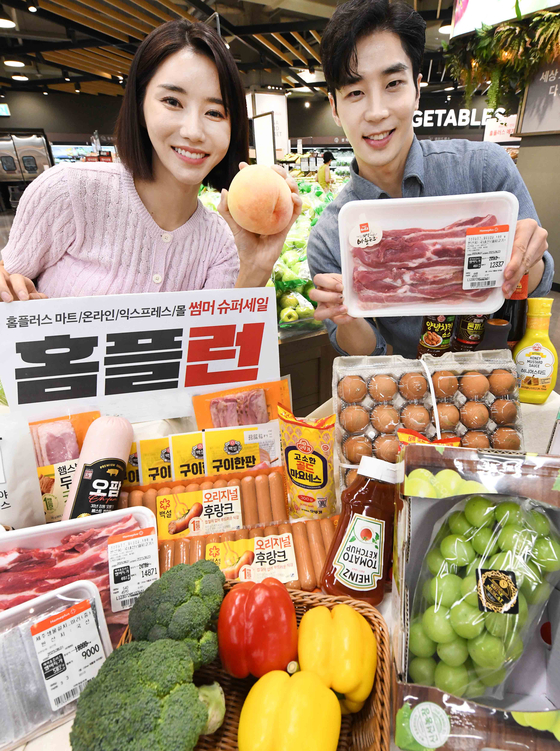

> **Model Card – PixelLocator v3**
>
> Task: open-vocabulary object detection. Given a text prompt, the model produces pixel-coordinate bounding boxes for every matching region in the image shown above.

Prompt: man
[307,0,552,359]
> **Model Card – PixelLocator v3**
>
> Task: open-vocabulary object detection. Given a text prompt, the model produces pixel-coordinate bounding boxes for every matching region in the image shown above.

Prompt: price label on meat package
[107,527,159,612]
[463,225,510,290]
[31,600,105,711]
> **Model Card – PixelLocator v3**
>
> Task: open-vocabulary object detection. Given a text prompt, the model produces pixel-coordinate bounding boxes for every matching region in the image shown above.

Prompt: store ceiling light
[439,24,452,34]
[444,86,454,91]
[27,2,37,10]
[12,74,28,81]
[4,59,24,67]
[43,89,48,95]
[75,82,81,93]
[304,101,310,108]
[0,9,15,27]
[420,81,429,88]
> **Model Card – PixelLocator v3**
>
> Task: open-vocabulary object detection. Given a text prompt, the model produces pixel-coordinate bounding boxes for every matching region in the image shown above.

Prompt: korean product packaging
[0,414,45,530]
[278,404,336,519]
[0,580,111,751]
[192,378,292,429]
[339,192,519,318]
[393,443,560,751]
[333,350,523,496]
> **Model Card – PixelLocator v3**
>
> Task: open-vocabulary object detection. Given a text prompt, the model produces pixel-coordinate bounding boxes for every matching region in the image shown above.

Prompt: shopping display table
[14,391,560,751]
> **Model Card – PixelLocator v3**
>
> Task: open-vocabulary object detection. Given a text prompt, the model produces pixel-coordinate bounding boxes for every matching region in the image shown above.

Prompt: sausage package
[278,404,337,520]
[0,414,45,531]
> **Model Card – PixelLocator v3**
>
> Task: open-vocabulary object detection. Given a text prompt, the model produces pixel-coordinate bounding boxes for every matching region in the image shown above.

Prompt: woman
[0,20,300,302]
[317,151,333,192]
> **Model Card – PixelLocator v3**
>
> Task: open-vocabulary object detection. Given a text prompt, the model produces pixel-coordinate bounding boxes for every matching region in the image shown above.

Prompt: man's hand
[0,262,47,302]
[503,219,548,297]
[308,273,354,325]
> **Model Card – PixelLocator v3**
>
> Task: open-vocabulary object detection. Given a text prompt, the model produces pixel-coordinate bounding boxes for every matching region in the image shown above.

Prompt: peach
[227,164,293,235]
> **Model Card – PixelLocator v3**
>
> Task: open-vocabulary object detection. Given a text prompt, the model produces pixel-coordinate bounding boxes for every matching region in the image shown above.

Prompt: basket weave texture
[118,588,391,751]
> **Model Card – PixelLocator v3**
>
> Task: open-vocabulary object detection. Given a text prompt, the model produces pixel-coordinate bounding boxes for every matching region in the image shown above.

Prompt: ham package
[339,192,519,318]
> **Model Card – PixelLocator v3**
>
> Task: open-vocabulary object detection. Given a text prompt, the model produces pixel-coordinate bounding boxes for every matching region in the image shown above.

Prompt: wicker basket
[119,588,391,751]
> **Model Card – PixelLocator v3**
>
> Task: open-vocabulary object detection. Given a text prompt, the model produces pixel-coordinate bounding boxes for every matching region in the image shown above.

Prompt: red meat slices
[352,214,498,306]
[210,389,269,427]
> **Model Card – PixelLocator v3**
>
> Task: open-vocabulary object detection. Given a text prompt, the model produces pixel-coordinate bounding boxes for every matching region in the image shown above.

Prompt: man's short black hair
[321,0,426,99]
[323,151,334,163]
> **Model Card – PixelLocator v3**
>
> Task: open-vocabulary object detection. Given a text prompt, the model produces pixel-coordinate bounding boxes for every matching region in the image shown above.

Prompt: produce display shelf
[118,588,391,751]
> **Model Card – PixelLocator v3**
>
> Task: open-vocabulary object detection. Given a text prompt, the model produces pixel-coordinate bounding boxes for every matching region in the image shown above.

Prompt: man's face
[330,30,420,180]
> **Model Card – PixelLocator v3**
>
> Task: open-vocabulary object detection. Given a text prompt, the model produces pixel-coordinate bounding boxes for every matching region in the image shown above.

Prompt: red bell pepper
[217,577,298,679]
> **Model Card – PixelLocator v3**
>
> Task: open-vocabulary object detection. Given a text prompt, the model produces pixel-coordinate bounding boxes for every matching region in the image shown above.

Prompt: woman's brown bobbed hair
[115,20,249,191]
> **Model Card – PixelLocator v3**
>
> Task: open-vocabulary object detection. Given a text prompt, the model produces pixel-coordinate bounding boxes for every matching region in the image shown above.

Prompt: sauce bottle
[417,316,456,358]
[451,315,488,351]
[514,298,558,404]
[322,456,395,606]
[475,318,511,351]
[494,274,529,349]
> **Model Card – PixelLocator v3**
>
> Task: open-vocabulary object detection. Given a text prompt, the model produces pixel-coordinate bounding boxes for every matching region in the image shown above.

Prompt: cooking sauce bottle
[322,456,395,606]
[514,298,558,404]
[417,316,456,358]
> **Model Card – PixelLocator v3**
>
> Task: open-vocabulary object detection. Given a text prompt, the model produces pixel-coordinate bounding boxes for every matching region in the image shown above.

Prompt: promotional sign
[484,114,521,143]
[518,60,560,135]
[0,288,279,422]
[451,0,557,38]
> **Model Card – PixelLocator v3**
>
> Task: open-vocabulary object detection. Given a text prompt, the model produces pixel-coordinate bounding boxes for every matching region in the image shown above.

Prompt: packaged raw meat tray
[339,192,519,318]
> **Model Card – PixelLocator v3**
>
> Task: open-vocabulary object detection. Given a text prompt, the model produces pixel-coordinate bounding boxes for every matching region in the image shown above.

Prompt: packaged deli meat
[339,192,519,318]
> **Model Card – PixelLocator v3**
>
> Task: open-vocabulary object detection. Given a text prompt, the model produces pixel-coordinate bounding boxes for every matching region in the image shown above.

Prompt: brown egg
[340,405,370,433]
[343,435,373,463]
[401,404,431,432]
[374,434,400,463]
[459,371,490,400]
[439,432,460,442]
[460,401,490,429]
[346,468,359,486]
[435,403,460,430]
[337,375,367,403]
[432,370,459,399]
[490,399,518,425]
[371,405,400,434]
[491,427,521,451]
[368,374,398,402]
[461,431,490,449]
[399,372,428,401]
[489,369,516,397]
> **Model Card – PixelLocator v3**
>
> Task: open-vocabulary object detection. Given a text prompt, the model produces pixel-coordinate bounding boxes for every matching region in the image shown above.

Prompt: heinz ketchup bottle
[322,456,396,606]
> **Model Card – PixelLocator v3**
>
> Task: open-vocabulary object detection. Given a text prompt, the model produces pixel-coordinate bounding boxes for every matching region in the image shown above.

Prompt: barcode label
[463,225,509,290]
[469,280,495,288]
[108,528,159,613]
[119,596,137,609]
[53,679,89,707]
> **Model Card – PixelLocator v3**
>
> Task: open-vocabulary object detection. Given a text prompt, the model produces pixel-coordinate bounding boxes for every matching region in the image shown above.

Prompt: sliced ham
[210,389,269,428]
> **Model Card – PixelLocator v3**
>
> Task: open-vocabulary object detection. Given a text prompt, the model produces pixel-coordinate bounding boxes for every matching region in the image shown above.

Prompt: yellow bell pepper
[237,670,341,751]
[298,603,377,714]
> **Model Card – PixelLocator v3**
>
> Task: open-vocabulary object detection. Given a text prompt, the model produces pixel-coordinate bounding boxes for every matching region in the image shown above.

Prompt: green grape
[437,637,469,667]
[465,557,482,576]
[433,470,463,498]
[422,605,456,643]
[440,535,476,566]
[409,622,437,658]
[495,502,522,526]
[498,524,536,554]
[485,610,519,639]
[461,575,479,607]
[504,634,524,662]
[468,632,506,669]
[464,496,496,528]
[523,711,557,731]
[426,547,447,576]
[474,663,507,687]
[449,601,485,639]
[532,537,560,572]
[472,527,500,557]
[526,509,551,537]
[552,715,560,741]
[448,511,476,538]
[434,662,469,696]
[430,574,463,608]
[405,477,437,498]
[511,711,529,727]
[517,592,528,627]
[422,578,436,605]
[407,468,435,485]
[464,660,486,698]
[488,551,527,586]
[409,656,436,686]
[521,577,551,605]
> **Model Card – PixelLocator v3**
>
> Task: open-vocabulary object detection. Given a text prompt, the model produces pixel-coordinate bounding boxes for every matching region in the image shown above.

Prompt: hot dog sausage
[268,472,287,522]
[320,518,336,553]
[200,481,214,491]
[249,527,265,539]
[213,480,228,489]
[264,525,278,537]
[156,487,172,499]
[235,528,250,541]
[172,485,186,495]
[168,502,203,535]
[142,489,157,516]
[291,522,316,591]
[222,531,237,542]
[241,477,258,526]
[185,483,200,493]
[117,491,129,510]
[279,523,301,590]
[255,474,273,524]
[189,536,206,564]
[159,540,175,574]
[175,538,190,565]
[306,520,326,583]
[227,479,241,487]
[129,490,144,507]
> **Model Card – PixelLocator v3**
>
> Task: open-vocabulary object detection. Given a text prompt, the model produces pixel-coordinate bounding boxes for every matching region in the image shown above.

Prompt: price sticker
[31,600,105,712]
[463,225,509,290]
[107,527,159,612]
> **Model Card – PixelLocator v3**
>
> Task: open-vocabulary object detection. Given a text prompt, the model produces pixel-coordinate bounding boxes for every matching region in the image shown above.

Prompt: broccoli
[70,639,226,751]
[128,560,225,667]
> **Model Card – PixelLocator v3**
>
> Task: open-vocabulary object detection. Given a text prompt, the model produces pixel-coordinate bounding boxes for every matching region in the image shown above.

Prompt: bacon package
[339,192,519,317]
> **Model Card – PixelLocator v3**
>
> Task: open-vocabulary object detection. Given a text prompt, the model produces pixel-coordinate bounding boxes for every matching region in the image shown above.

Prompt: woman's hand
[308,273,354,325]
[503,219,548,297]
[218,162,302,288]
[0,262,47,302]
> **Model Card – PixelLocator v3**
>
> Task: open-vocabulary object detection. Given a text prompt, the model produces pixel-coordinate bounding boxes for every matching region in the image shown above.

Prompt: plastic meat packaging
[339,192,519,317]
[408,494,560,700]
[0,580,111,751]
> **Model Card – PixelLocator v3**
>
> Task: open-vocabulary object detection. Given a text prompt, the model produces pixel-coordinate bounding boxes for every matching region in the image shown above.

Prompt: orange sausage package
[277,404,337,520]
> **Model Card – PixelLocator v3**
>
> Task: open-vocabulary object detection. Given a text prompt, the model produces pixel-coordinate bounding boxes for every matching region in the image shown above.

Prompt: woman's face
[142,47,231,186]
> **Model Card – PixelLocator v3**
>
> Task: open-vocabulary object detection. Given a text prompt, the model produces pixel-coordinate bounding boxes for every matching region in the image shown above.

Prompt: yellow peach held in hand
[227,164,293,235]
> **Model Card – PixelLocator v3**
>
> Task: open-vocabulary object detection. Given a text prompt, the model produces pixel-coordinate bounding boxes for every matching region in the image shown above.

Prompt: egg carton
[333,351,524,497]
